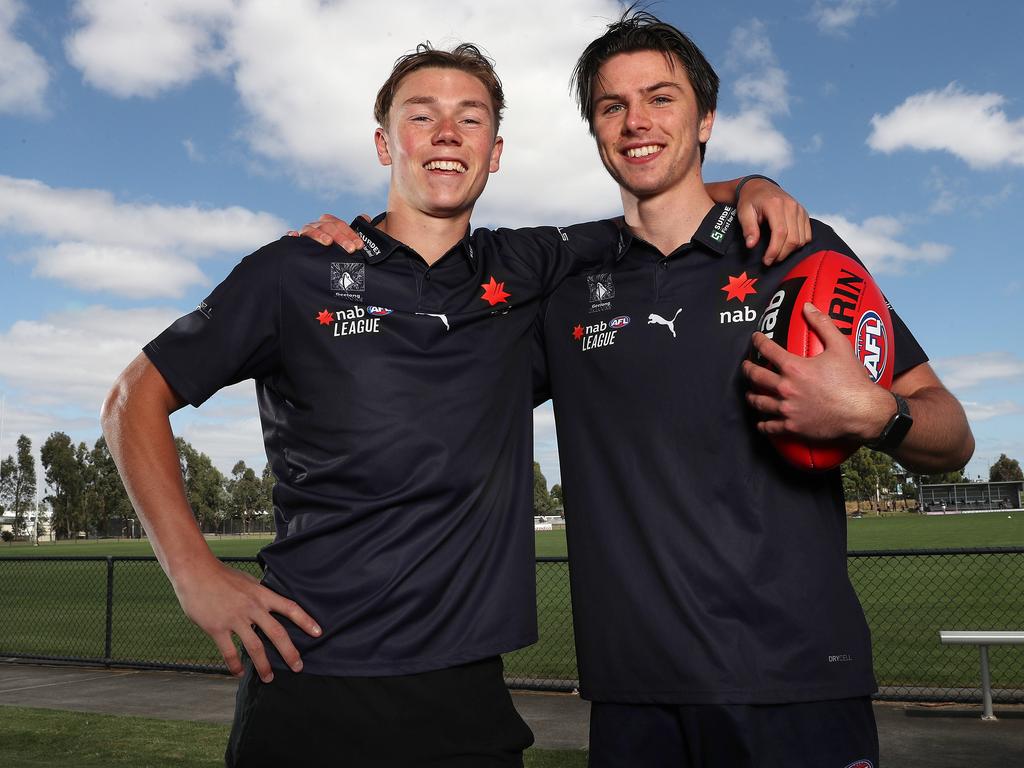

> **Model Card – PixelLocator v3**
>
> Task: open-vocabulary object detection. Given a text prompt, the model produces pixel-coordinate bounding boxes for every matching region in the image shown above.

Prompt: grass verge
[0,706,588,767]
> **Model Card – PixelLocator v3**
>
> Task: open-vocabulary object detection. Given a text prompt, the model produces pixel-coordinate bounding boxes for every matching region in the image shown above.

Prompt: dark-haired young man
[532,12,972,767]
[102,42,806,767]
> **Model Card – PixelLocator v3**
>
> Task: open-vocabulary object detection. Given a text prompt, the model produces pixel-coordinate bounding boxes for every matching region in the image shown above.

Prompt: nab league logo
[855,310,888,383]
[331,263,365,297]
[316,305,382,337]
[587,273,614,313]
[572,315,629,351]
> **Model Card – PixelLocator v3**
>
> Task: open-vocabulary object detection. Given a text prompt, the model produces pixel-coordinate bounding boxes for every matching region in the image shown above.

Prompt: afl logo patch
[854,310,888,383]
[609,315,630,329]
[844,761,873,768]
[367,306,393,316]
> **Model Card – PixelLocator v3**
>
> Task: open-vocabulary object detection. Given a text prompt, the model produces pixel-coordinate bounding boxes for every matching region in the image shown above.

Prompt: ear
[374,127,393,167]
[489,135,504,173]
[698,109,715,144]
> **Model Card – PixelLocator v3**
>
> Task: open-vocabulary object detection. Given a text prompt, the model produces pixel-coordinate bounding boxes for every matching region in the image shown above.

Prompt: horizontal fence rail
[2,549,1023,702]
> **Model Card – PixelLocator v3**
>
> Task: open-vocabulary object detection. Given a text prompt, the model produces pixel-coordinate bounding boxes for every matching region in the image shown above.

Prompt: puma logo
[648,308,682,338]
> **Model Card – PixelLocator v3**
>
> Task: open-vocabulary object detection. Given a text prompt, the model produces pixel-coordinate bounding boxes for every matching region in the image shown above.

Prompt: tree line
[0,432,274,540]
[841,448,1023,513]
[3,435,1021,537]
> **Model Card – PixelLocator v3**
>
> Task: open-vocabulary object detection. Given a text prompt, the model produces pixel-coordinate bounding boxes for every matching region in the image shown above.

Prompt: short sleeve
[492,220,620,297]
[144,240,284,407]
[802,221,929,378]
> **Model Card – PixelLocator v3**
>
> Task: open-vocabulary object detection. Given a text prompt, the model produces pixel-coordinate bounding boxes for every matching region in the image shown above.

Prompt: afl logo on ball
[609,316,631,329]
[855,310,888,383]
[367,306,393,316]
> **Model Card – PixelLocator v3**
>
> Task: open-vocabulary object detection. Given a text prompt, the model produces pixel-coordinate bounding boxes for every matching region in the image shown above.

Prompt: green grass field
[3,514,1023,691]
[0,706,587,768]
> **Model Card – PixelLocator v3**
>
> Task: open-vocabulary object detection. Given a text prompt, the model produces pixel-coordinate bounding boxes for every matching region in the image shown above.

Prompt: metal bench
[939,630,1024,719]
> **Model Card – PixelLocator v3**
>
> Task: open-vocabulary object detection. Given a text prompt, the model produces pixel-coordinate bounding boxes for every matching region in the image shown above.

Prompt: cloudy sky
[1,0,1022,495]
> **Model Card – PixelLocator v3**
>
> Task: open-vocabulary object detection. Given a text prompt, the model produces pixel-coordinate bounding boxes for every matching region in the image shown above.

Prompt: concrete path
[2,661,1022,765]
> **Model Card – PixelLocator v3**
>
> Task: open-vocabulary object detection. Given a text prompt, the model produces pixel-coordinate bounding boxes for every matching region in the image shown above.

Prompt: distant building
[919,480,1024,515]
[0,510,51,540]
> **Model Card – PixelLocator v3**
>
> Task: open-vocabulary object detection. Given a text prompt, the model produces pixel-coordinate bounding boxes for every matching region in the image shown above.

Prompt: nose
[433,117,461,145]
[624,103,652,133]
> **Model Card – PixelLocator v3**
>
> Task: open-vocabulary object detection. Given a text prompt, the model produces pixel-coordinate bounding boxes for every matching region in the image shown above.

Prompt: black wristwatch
[868,393,913,452]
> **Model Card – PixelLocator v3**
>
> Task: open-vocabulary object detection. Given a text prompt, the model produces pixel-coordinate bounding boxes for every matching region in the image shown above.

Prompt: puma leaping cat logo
[648,308,682,338]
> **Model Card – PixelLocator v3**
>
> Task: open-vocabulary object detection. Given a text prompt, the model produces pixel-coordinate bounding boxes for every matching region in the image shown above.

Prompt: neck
[620,172,714,256]
[377,198,471,266]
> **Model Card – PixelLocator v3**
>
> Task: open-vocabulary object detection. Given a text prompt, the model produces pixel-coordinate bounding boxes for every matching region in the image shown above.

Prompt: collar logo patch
[710,205,736,243]
[480,276,511,306]
[587,273,614,313]
[331,263,365,294]
[358,232,381,259]
[573,318,622,351]
[587,273,614,302]
[721,271,758,302]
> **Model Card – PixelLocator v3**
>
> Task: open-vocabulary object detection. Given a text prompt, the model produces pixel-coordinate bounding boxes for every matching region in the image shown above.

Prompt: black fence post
[104,556,114,666]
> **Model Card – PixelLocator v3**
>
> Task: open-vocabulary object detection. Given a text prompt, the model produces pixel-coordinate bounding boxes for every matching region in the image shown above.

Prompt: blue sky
[1,0,1022,495]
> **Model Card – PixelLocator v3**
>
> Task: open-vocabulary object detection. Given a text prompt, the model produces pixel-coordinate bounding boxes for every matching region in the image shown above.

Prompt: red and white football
[753,249,894,471]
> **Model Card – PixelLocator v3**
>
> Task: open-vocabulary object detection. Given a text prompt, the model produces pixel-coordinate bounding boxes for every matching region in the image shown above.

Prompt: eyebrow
[402,96,491,112]
[594,81,683,104]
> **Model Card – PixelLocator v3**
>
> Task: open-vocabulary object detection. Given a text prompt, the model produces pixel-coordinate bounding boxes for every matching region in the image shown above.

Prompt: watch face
[871,393,912,451]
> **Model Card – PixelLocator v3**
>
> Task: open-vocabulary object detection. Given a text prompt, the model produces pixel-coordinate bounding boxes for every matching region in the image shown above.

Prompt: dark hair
[374,42,505,131]
[571,8,719,159]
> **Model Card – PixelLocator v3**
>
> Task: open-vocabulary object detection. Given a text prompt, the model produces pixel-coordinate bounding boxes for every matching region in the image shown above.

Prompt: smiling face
[591,49,714,203]
[375,67,503,222]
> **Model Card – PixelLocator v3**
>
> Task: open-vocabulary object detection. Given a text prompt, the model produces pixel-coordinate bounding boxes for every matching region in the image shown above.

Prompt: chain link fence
[2,550,1023,701]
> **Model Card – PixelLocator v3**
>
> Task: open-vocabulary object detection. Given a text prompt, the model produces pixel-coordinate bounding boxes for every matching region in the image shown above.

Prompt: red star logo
[572,324,584,341]
[721,272,758,302]
[316,309,333,326]
[480,276,511,306]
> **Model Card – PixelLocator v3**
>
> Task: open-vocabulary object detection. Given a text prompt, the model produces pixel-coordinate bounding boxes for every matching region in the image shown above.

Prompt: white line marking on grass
[0,671,138,694]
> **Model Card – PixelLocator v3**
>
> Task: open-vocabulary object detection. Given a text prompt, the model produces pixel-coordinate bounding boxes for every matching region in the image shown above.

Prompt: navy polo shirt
[535,204,927,704]
[145,215,616,677]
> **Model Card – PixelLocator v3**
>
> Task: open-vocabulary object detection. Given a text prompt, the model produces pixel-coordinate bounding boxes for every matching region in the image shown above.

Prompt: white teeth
[626,145,662,158]
[424,160,467,172]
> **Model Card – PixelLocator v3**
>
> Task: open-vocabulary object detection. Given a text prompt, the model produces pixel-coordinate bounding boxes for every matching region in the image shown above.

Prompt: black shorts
[225,656,533,767]
[588,697,878,768]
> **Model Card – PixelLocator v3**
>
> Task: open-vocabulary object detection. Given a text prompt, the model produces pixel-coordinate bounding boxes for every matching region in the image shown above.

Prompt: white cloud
[812,212,952,274]
[711,20,792,171]
[0,174,286,297]
[0,0,49,115]
[0,305,181,409]
[868,83,1024,169]
[811,0,892,34]
[934,352,1024,391]
[65,0,234,98]
[175,411,267,475]
[710,111,792,170]
[961,401,1022,423]
[0,305,264,476]
[228,0,625,226]
[926,169,1015,216]
[183,138,205,162]
[63,0,629,227]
